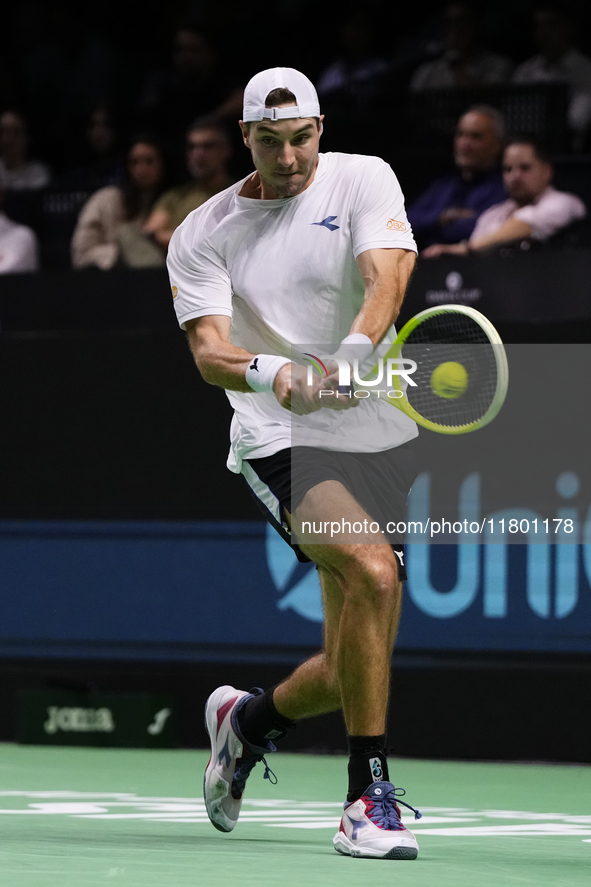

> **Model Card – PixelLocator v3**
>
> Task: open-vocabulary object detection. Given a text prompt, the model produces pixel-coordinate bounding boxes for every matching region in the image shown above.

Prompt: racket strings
[401,315,499,428]
[405,313,490,345]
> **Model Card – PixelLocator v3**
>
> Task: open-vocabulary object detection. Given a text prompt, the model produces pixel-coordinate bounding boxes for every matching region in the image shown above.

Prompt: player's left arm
[347,159,418,346]
[350,247,417,344]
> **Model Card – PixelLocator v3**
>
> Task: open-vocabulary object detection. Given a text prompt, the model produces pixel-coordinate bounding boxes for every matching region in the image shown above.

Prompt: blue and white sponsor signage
[1,508,591,659]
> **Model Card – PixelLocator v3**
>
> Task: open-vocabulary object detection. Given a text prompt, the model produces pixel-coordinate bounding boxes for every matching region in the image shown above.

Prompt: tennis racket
[362,304,508,434]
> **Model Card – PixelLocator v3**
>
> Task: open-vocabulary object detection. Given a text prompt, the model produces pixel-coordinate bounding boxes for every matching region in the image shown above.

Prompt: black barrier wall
[2,255,591,334]
[0,330,256,520]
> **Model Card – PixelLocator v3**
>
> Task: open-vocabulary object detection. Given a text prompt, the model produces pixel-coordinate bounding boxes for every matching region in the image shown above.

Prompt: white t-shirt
[0,212,39,273]
[0,159,50,190]
[471,186,586,243]
[168,152,418,472]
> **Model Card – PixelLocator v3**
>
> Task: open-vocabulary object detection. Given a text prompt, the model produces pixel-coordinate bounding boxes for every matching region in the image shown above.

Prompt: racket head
[382,305,509,434]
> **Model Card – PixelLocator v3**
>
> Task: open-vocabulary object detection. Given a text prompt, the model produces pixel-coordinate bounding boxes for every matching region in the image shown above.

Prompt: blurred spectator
[143,121,232,252]
[410,4,512,91]
[71,135,168,270]
[316,11,390,102]
[138,25,243,142]
[422,137,586,256]
[13,4,120,171]
[513,8,591,151]
[0,110,50,190]
[57,106,123,191]
[0,184,39,273]
[407,105,506,248]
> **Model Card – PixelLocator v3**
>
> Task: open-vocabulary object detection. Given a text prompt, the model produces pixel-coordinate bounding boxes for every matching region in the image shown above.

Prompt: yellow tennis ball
[430,361,469,398]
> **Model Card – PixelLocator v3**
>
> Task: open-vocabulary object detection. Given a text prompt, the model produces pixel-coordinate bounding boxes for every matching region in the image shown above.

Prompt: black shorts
[245,444,417,579]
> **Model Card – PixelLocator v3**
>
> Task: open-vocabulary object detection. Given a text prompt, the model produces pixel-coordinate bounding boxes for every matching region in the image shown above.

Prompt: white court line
[2,792,590,839]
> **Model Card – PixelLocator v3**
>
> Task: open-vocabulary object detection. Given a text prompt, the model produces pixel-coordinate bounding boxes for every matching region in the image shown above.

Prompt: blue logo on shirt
[312,216,340,232]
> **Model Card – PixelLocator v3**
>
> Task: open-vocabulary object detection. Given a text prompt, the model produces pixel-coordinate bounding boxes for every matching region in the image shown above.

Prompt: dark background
[1,0,591,762]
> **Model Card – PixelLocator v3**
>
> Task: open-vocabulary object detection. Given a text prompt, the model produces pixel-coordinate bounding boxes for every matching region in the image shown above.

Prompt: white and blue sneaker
[333,781,421,859]
[203,685,277,833]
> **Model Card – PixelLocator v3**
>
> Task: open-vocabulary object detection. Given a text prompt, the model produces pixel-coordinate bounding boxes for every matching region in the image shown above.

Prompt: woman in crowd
[71,135,169,269]
[0,110,51,190]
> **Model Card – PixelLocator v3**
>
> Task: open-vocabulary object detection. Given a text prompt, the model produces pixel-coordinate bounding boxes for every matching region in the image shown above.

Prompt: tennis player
[167,67,422,860]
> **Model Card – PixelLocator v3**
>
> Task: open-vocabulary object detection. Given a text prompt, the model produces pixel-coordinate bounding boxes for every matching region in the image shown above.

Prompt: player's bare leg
[201,458,419,856]
[266,481,420,859]
[273,551,400,734]
[273,481,402,737]
[272,566,343,719]
[317,548,401,736]
[272,543,401,732]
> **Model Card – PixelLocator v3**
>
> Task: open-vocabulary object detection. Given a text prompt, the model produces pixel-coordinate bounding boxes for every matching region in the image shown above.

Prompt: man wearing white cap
[167,67,421,860]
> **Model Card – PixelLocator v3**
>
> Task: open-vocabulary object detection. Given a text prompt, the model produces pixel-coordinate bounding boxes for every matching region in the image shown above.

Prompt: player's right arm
[184,315,322,415]
[185,315,258,392]
[170,208,353,415]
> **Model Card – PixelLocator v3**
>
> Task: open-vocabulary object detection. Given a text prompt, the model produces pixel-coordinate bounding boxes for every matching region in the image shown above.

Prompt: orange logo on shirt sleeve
[171,286,178,299]
[387,219,407,231]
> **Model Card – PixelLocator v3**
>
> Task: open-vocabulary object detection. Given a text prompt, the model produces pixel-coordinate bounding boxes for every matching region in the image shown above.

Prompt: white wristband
[333,333,374,366]
[245,354,291,393]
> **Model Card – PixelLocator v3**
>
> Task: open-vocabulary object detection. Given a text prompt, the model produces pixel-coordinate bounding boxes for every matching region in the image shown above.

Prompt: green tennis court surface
[1,744,590,887]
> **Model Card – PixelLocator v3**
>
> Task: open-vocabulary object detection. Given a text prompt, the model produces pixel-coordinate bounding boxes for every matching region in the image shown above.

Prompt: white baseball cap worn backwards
[242,67,321,122]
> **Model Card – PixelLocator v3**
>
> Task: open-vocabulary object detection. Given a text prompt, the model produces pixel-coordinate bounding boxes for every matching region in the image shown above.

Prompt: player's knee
[347,551,400,607]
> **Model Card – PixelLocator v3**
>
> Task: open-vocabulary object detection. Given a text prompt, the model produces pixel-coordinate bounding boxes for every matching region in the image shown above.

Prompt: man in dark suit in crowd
[407,105,506,249]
